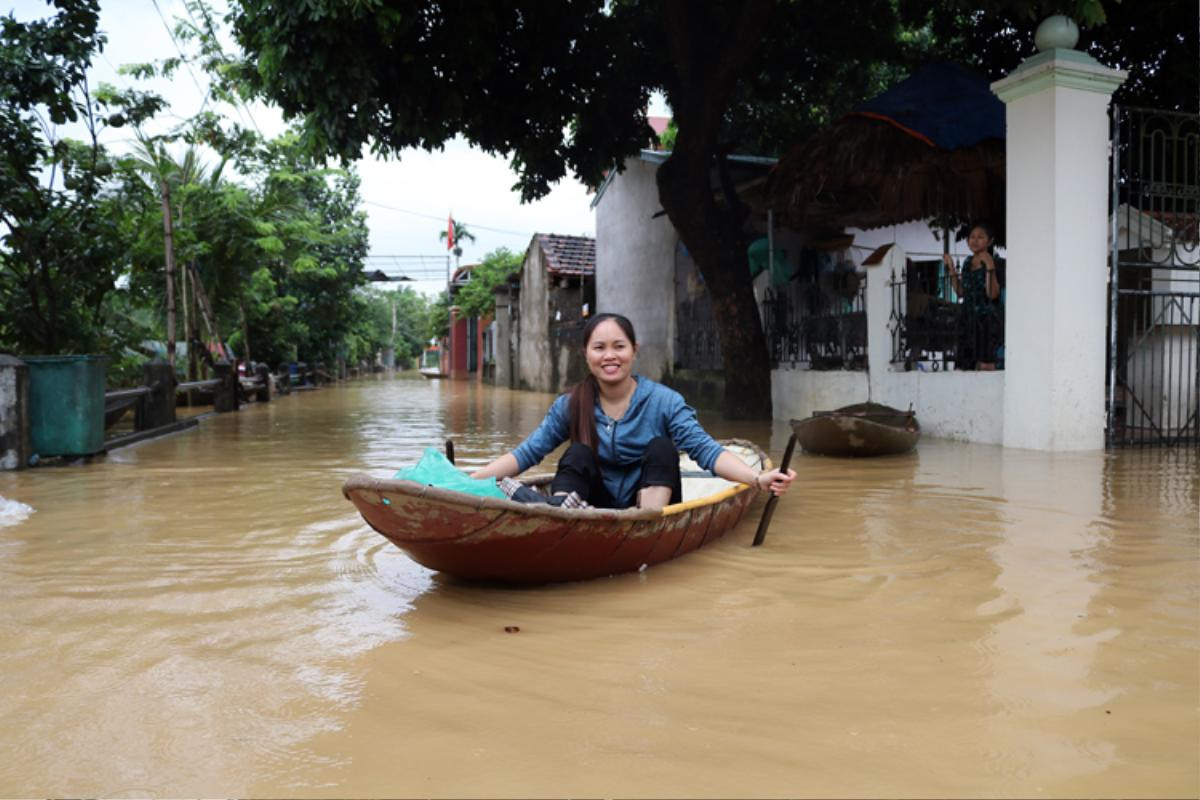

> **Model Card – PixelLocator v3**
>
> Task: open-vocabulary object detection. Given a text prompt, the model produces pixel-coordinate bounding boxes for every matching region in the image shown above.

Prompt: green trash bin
[22,355,110,457]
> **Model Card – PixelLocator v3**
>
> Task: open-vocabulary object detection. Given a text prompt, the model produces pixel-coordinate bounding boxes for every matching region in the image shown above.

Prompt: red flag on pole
[446,215,455,251]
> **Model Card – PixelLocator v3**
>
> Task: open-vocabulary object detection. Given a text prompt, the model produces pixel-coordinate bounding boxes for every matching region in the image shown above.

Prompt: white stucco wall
[517,246,550,391]
[594,158,677,379]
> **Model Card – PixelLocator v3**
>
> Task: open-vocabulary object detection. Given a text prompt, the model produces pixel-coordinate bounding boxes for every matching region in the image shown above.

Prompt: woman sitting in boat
[472,313,796,510]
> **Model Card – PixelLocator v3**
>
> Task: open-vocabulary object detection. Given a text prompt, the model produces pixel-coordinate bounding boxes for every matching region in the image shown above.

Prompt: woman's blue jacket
[511,376,725,507]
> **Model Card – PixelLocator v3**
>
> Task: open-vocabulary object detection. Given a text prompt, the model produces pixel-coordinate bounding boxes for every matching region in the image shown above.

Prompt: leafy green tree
[345,285,430,367]
[658,120,677,152]
[454,247,521,320]
[235,133,371,367]
[1,0,381,381]
[898,0,1196,111]
[120,0,375,371]
[388,285,432,365]
[426,289,452,341]
[0,0,164,354]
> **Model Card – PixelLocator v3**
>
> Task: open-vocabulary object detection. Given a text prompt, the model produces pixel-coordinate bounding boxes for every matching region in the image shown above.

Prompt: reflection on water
[0,374,1195,797]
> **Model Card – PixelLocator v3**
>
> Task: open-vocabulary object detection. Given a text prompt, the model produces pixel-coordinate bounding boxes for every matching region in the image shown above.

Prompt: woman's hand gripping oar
[752,433,798,547]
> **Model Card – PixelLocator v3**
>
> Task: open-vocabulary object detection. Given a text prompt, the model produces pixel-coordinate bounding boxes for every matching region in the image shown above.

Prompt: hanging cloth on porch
[748,237,797,288]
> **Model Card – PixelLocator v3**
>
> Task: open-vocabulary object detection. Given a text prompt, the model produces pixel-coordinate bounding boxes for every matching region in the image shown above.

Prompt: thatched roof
[762,120,1005,231]
[760,63,1006,233]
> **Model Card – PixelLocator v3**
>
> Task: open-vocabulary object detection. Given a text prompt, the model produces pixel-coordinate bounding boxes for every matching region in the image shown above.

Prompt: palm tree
[439,219,476,267]
[127,133,229,370]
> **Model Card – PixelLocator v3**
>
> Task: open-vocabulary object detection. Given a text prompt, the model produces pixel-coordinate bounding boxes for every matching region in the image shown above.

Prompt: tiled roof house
[493,233,597,393]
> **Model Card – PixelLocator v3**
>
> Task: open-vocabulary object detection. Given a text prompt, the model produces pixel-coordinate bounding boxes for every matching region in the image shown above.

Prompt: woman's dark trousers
[551,437,682,509]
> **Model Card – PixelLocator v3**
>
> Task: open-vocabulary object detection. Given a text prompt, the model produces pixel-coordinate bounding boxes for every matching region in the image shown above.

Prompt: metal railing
[762,268,867,370]
[888,259,1006,371]
[675,298,724,371]
[176,379,221,393]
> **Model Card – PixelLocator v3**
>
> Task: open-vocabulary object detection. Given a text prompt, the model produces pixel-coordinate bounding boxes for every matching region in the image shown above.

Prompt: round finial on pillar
[1034,15,1080,51]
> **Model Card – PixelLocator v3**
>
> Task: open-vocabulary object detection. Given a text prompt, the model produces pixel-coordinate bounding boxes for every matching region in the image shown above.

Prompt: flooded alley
[0,374,1196,798]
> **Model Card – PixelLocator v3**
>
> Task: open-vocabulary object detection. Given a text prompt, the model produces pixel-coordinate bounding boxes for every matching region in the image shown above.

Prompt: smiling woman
[471,313,796,510]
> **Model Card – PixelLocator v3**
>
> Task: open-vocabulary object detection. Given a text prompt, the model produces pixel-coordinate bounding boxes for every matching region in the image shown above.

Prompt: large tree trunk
[657,156,770,419]
[659,0,772,419]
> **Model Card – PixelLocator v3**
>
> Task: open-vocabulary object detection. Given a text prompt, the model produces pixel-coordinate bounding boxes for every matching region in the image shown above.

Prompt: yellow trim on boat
[661,483,750,516]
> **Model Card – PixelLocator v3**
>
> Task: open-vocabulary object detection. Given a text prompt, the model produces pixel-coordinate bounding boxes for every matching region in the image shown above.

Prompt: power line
[146,0,264,139]
[177,0,265,138]
[360,200,535,239]
[147,0,207,99]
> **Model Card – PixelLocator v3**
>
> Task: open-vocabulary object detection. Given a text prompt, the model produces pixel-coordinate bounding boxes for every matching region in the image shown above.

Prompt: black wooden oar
[445,438,455,465]
[752,433,797,547]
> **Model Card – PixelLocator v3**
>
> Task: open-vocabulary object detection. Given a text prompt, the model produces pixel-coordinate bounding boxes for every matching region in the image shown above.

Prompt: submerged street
[0,374,1196,797]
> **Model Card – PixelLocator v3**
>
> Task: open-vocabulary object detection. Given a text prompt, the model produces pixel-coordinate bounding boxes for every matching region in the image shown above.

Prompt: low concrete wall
[771,364,1006,444]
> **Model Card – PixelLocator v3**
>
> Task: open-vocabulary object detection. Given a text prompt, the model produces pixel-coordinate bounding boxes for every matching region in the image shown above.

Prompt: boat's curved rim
[789,403,921,434]
[343,438,769,522]
[789,415,922,434]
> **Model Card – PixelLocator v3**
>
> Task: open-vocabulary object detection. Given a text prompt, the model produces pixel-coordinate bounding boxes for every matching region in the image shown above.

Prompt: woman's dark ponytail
[567,374,599,449]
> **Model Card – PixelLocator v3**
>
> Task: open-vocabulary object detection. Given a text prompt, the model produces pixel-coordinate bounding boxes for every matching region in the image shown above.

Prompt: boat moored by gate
[790,402,920,457]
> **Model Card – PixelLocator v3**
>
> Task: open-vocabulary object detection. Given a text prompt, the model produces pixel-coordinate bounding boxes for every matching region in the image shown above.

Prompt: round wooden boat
[343,439,769,583]
[790,402,920,457]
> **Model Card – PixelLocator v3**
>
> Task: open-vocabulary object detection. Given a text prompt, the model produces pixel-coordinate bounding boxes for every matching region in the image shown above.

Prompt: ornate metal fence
[889,259,958,371]
[1108,106,1200,447]
[887,255,1007,372]
[762,268,867,370]
[674,246,724,371]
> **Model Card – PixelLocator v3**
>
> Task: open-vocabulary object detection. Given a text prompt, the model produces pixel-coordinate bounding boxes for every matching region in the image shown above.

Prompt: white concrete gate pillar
[992,19,1126,450]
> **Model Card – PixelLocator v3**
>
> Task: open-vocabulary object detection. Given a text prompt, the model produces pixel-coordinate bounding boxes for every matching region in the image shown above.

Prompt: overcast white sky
[11,0,638,296]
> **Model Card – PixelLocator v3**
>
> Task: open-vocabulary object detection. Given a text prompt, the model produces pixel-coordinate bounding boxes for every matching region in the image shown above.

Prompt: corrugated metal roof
[537,234,595,276]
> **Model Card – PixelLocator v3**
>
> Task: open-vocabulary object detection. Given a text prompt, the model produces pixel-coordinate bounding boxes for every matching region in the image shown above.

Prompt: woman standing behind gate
[944,221,1005,370]
[473,312,795,510]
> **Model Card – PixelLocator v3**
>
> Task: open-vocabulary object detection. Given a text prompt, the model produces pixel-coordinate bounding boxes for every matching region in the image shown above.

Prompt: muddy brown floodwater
[0,374,1196,798]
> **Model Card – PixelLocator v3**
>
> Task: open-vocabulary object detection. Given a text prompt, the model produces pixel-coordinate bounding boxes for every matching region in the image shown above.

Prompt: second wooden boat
[790,402,920,457]
[343,439,769,583]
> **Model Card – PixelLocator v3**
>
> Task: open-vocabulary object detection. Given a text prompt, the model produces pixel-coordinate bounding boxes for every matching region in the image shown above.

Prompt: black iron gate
[1108,106,1199,447]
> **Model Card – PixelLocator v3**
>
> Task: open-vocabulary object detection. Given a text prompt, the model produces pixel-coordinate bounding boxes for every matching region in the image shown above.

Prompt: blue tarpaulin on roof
[850,62,1005,150]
